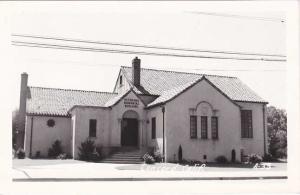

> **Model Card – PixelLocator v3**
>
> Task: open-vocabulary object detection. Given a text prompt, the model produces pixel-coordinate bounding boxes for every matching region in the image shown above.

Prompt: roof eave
[26,113,71,118]
[235,100,269,104]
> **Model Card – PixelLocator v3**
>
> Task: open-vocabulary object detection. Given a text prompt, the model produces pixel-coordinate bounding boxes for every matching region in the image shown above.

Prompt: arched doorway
[121,110,139,147]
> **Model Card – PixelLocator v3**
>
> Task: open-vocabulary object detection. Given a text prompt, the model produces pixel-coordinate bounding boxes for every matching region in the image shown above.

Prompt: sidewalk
[12,159,287,181]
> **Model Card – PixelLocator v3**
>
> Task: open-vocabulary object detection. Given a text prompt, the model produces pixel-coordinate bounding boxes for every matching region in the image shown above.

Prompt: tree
[266,106,287,158]
[12,109,20,150]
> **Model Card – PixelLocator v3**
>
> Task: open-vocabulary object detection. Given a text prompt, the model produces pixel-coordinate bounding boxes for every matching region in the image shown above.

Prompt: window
[119,75,123,86]
[211,116,218,139]
[89,119,97,137]
[190,115,197,139]
[201,116,208,139]
[241,110,253,138]
[151,117,156,139]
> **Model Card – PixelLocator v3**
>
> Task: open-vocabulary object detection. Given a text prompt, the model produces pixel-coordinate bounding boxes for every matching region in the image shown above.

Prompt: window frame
[89,119,97,138]
[151,117,156,139]
[241,110,253,138]
[201,116,208,139]
[190,115,197,139]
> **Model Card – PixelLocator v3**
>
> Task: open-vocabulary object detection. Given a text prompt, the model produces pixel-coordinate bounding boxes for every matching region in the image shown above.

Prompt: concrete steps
[100,148,144,164]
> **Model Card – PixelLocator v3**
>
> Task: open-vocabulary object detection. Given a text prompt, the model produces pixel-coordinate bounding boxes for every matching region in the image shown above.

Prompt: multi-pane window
[151,117,156,139]
[190,115,197,139]
[89,119,97,137]
[211,116,218,139]
[201,116,208,139]
[241,110,253,138]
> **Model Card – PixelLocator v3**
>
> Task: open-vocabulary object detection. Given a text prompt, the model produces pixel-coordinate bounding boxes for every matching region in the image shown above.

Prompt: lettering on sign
[124,98,139,108]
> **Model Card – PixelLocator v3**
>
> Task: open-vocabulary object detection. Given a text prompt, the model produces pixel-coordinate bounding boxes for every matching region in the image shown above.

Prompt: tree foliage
[12,109,19,149]
[266,106,287,158]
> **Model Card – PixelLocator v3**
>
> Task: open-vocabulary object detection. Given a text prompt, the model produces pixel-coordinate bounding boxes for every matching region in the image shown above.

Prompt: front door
[121,118,138,146]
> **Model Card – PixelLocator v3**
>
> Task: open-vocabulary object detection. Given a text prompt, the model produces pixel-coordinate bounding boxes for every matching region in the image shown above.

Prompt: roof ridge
[121,66,237,79]
[28,86,117,94]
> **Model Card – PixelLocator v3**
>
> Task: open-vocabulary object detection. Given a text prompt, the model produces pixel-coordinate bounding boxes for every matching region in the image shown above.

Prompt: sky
[9,2,286,110]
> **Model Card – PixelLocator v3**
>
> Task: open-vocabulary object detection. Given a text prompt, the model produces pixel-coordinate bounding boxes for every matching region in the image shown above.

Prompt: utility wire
[11,34,286,58]
[29,58,285,72]
[186,11,285,23]
[12,41,286,62]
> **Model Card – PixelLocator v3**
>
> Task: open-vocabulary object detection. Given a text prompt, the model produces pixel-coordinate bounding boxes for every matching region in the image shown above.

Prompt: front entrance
[121,118,138,146]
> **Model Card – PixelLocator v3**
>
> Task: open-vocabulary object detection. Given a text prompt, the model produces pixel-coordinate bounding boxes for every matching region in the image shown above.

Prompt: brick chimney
[17,72,28,149]
[132,57,141,86]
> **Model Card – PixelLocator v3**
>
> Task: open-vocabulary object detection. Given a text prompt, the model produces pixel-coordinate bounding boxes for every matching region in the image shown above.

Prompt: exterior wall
[164,79,242,162]
[24,115,72,158]
[114,71,131,94]
[145,106,164,154]
[109,91,147,149]
[236,102,266,157]
[71,107,111,159]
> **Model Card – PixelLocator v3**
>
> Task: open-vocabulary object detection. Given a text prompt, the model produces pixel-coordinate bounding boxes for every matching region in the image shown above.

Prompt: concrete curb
[13,176,288,182]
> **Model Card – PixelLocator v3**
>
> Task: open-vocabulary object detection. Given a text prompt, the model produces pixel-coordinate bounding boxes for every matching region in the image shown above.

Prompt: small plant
[215,155,228,164]
[48,140,63,158]
[190,160,203,166]
[56,153,67,160]
[78,138,101,161]
[16,148,25,159]
[248,154,263,164]
[263,153,277,162]
[35,151,41,158]
[153,150,163,162]
[143,153,155,164]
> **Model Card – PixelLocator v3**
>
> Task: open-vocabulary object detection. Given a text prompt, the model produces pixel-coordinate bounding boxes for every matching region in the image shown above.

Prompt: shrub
[95,145,103,159]
[56,153,67,160]
[248,154,263,164]
[48,140,63,158]
[143,153,155,164]
[263,153,277,162]
[78,139,101,161]
[16,148,25,159]
[190,160,203,166]
[35,151,41,158]
[153,150,163,162]
[215,155,228,164]
[180,159,189,165]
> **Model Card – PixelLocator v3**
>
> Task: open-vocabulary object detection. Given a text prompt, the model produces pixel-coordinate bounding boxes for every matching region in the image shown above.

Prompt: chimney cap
[21,72,28,75]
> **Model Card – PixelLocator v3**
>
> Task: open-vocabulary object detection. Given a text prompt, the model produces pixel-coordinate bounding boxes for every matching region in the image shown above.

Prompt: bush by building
[78,138,101,162]
[215,155,228,164]
[48,140,63,158]
[143,153,155,164]
[16,148,25,159]
[247,154,263,164]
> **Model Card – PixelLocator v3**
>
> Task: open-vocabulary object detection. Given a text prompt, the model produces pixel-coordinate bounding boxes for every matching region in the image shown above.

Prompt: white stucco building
[17,57,268,162]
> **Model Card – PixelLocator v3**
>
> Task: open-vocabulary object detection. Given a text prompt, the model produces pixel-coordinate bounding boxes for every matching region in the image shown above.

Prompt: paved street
[12,159,287,181]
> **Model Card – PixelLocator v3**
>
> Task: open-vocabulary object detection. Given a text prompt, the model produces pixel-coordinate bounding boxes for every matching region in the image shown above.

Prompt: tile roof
[104,89,131,107]
[26,87,117,116]
[147,79,201,108]
[121,66,267,104]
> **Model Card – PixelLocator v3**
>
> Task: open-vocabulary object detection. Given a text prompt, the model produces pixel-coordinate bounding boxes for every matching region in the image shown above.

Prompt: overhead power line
[186,11,285,23]
[11,34,286,58]
[12,40,286,62]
